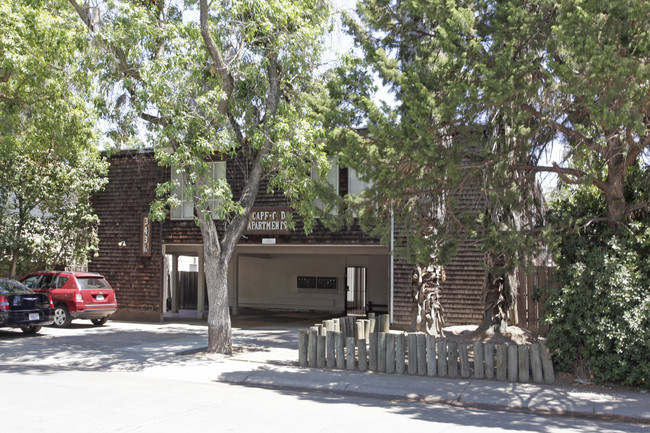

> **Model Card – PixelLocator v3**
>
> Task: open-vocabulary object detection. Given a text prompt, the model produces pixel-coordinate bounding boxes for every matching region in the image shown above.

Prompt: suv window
[36,274,68,289]
[77,277,110,290]
[21,275,41,289]
[40,275,56,289]
[54,276,69,288]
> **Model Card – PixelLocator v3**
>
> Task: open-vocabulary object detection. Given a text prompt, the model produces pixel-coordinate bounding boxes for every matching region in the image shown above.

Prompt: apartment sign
[246,208,291,235]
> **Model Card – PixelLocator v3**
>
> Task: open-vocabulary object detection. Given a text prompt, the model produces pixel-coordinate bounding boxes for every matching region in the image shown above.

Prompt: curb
[218,376,650,426]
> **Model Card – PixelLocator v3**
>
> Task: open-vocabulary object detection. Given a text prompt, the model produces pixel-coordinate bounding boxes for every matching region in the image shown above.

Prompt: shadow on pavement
[215,366,649,432]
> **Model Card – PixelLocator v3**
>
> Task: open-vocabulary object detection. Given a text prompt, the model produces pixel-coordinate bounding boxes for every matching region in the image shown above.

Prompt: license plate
[29,313,39,321]
[96,295,105,301]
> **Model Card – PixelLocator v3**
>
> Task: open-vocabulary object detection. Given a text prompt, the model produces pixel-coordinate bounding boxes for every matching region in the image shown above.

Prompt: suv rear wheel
[20,325,42,334]
[91,317,107,326]
[53,304,72,327]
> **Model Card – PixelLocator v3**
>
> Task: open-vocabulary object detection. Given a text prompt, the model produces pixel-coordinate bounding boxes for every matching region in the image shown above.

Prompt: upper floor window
[348,168,372,195]
[171,161,226,220]
[313,156,339,211]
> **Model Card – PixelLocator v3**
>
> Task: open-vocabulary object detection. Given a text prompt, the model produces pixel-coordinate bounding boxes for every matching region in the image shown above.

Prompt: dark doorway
[178,271,199,309]
[345,266,367,315]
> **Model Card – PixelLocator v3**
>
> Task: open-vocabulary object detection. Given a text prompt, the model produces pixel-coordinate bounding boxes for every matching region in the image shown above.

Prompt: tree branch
[0,69,11,83]
[221,50,282,258]
[199,0,234,116]
[522,104,606,156]
[510,162,608,191]
[67,0,91,28]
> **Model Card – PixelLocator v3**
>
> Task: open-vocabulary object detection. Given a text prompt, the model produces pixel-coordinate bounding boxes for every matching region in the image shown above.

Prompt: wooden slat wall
[89,151,168,318]
[439,240,486,326]
[516,266,554,336]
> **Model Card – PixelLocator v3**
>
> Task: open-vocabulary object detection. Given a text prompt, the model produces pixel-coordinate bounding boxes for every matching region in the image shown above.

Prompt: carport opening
[164,254,207,318]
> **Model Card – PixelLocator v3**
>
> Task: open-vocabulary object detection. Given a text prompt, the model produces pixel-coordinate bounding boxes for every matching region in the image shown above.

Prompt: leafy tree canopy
[0,0,108,278]
[321,0,649,267]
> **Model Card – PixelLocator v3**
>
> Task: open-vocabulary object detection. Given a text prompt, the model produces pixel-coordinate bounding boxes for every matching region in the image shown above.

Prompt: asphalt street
[1,320,648,433]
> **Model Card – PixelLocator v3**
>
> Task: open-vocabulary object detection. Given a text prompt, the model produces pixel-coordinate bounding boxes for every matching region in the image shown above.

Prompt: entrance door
[345,267,367,315]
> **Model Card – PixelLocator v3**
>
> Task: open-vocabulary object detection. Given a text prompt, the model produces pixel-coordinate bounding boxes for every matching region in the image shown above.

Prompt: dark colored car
[20,271,117,327]
[0,278,54,334]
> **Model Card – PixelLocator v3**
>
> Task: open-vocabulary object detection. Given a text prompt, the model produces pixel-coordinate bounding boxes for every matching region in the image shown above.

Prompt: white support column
[197,252,205,320]
[171,254,179,313]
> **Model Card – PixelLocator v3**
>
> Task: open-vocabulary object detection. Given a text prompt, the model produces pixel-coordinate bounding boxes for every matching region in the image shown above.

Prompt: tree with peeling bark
[320,0,648,333]
[68,0,331,353]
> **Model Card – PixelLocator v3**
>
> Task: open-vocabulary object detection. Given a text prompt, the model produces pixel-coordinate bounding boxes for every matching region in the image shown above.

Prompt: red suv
[20,271,117,327]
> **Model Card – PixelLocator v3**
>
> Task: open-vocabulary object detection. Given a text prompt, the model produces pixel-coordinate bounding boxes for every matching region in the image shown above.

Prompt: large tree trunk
[410,263,445,337]
[604,146,627,230]
[197,211,232,354]
[478,273,509,334]
[10,250,19,280]
[475,254,518,335]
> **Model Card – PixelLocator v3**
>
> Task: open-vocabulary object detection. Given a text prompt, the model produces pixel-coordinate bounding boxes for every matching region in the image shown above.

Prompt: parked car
[0,278,54,334]
[20,271,117,327]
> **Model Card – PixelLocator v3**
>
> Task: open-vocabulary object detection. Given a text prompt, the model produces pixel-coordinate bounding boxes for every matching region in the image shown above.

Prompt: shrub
[544,185,650,388]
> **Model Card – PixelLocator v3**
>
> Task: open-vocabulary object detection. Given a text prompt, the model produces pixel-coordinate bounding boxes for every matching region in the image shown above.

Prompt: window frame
[171,161,227,220]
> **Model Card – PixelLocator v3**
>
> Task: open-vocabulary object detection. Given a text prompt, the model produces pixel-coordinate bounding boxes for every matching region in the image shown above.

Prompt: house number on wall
[142,214,151,256]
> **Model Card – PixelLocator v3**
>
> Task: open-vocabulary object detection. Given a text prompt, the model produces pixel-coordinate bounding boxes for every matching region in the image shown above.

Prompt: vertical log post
[298,329,308,367]
[474,341,484,379]
[518,345,530,383]
[530,343,544,384]
[485,343,495,380]
[507,344,518,382]
[385,332,396,374]
[369,332,378,371]
[496,344,507,381]
[356,320,365,344]
[459,343,470,378]
[326,331,335,369]
[308,327,318,368]
[380,314,390,333]
[346,337,356,370]
[317,335,326,368]
[358,339,368,371]
[340,318,347,340]
[349,317,357,340]
[378,332,387,372]
[540,341,555,384]
[437,339,448,377]
[395,332,406,374]
[416,333,427,376]
[407,333,418,375]
[426,335,437,376]
[447,342,459,378]
[335,331,345,370]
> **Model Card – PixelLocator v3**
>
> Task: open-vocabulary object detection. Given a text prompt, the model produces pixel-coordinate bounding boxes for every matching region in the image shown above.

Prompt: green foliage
[545,173,650,388]
[0,0,108,278]
[85,0,331,233]
[319,1,547,273]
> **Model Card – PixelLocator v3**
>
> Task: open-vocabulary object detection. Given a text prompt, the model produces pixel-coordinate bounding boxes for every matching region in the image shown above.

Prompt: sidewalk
[142,321,650,425]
